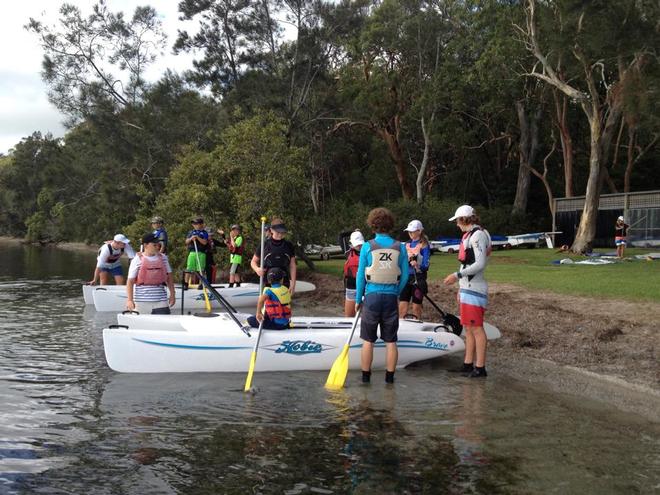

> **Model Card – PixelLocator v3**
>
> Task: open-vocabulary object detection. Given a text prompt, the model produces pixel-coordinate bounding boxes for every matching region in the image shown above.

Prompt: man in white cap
[443,205,491,378]
[343,230,365,316]
[615,215,629,259]
[88,234,136,285]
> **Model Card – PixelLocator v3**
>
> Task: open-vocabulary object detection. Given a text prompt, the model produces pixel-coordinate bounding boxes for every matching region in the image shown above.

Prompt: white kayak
[84,281,316,312]
[103,312,501,373]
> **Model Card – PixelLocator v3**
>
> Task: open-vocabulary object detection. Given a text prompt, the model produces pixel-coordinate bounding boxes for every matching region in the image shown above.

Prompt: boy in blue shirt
[355,208,409,384]
[185,217,209,289]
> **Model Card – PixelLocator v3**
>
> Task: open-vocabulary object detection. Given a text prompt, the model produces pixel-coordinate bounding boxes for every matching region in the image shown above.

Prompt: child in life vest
[398,220,431,319]
[343,230,365,317]
[247,268,292,330]
[126,232,175,314]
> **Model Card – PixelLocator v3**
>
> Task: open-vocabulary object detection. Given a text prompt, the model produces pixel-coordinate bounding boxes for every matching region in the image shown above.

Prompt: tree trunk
[377,116,414,200]
[415,114,433,204]
[553,90,574,197]
[512,101,542,215]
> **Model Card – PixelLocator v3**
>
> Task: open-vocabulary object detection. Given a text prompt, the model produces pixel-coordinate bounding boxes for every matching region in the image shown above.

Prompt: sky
[0,0,196,155]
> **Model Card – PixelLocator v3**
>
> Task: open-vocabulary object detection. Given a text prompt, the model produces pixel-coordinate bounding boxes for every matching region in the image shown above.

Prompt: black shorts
[360,293,399,343]
[399,275,427,304]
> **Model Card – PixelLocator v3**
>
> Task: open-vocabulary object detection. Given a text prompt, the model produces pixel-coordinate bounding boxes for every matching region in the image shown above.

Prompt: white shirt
[96,242,136,269]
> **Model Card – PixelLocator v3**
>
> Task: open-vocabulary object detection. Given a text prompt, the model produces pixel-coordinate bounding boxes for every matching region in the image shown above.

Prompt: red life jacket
[343,249,360,279]
[229,235,244,255]
[136,253,168,285]
[458,227,491,266]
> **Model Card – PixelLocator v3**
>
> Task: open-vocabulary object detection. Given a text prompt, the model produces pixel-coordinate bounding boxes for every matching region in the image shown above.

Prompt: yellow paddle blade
[202,286,211,312]
[244,351,257,391]
[325,344,350,390]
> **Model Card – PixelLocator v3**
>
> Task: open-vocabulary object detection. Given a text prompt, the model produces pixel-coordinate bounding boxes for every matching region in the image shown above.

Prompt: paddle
[193,239,212,312]
[196,272,248,335]
[324,308,362,390]
[244,216,267,392]
[410,271,462,335]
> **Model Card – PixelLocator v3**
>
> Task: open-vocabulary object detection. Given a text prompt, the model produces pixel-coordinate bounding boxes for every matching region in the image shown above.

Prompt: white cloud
[0,0,196,154]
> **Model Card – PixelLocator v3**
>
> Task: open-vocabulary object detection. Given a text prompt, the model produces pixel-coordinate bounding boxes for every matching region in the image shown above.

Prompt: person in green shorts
[184,217,209,289]
[220,224,244,287]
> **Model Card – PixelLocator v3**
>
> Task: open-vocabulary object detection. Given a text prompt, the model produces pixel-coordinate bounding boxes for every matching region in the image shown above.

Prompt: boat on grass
[103,313,501,373]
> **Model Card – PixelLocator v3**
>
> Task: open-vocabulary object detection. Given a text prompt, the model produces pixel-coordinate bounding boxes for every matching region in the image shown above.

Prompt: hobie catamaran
[83,281,316,312]
[103,312,501,373]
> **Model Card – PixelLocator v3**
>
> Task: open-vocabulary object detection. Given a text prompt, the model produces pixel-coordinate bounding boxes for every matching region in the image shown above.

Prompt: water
[0,240,658,494]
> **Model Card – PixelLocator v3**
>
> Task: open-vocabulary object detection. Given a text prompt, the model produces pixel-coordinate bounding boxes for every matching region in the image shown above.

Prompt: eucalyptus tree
[520,0,659,252]
[26,1,166,124]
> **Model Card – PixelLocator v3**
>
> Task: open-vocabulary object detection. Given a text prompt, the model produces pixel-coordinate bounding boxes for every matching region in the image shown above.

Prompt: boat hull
[85,281,316,312]
[103,314,500,373]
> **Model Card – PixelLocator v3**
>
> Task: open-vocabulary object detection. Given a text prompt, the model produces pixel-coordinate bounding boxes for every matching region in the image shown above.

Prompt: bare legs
[463,325,487,367]
[361,341,398,372]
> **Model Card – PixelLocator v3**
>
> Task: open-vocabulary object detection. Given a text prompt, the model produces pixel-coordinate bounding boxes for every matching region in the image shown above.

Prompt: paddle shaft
[193,239,212,312]
[196,273,245,330]
[244,216,268,391]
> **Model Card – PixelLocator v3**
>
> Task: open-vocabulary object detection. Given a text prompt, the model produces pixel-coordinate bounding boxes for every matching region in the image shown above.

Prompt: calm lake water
[0,240,659,494]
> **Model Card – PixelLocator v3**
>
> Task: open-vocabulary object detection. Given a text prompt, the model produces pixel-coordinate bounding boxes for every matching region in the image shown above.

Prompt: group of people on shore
[87,206,492,383]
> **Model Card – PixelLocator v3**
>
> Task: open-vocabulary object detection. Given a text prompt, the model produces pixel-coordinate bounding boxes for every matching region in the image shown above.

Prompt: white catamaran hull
[103,313,501,373]
[84,281,316,312]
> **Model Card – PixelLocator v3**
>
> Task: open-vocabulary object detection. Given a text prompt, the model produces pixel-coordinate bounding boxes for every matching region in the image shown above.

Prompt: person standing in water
[355,208,409,384]
[443,205,491,378]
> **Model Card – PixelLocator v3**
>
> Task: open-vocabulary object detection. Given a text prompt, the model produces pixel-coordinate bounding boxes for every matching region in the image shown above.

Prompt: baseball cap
[448,205,475,221]
[230,224,242,231]
[151,216,163,224]
[617,216,624,221]
[191,217,204,224]
[113,234,130,244]
[404,220,424,232]
[349,230,365,247]
[270,222,287,233]
[267,267,286,283]
[142,232,160,245]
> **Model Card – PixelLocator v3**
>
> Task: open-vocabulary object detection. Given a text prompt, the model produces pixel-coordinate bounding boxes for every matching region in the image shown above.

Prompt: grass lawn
[309,247,660,302]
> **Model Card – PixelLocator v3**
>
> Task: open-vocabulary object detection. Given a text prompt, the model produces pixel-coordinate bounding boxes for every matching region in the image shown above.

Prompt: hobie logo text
[275,340,323,354]
[425,337,448,350]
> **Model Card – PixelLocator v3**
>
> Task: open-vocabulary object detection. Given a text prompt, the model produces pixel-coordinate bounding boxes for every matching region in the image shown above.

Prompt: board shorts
[100,265,123,277]
[360,292,399,343]
[459,288,487,327]
[615,237,627,246]
[399,274,427,304]
[345,288,357,301]
[186,251,206,272]
[229,263,242,275]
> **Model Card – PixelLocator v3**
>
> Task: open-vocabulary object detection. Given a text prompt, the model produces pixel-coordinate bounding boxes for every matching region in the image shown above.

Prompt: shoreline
[3,237,658,422]
[297,271,660,423]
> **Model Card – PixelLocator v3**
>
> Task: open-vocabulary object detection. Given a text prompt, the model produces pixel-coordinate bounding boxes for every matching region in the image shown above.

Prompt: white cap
[113,234,130,244]
[617,216,624,221]
[404,220,424,232]
[448,205,475,221]
[349,230,365,247]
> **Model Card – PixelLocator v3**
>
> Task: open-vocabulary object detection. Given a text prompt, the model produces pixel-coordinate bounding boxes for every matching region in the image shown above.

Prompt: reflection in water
[0,240,659,494]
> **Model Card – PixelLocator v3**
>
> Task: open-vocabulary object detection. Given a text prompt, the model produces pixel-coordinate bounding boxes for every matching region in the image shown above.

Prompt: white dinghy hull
[85,281,316,312]
[103,313,501,373]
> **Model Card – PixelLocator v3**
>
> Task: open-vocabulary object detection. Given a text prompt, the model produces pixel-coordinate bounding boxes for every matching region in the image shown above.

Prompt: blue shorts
[345,288,357,301]
[615,239,627,246]
[360,292,399,343]
[100,265,123,277]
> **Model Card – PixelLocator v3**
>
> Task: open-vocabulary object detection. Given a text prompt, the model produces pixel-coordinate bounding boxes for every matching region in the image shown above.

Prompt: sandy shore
[297,271,660,423]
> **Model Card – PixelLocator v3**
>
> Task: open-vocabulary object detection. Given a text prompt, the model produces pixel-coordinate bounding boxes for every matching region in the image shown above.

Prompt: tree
[26,1,165,124]
[521,0,658,252]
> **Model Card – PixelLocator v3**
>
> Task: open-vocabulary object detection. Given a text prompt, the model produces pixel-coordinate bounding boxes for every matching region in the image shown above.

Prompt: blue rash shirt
[355,233,409,305]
